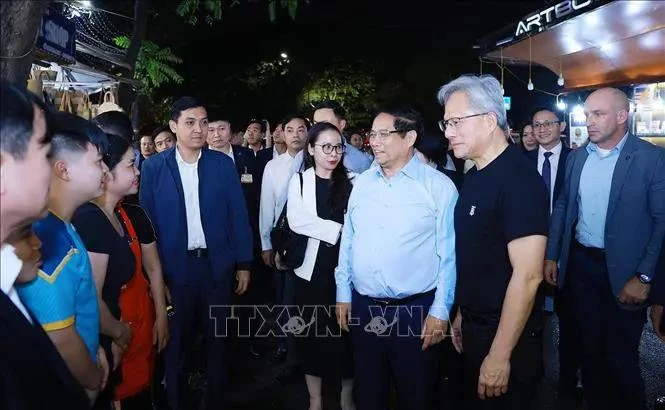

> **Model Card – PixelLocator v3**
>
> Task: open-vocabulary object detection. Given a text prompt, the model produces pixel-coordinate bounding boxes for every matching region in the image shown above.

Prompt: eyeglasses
[438,112,489,131]
[367,130,402,141]
[315,143,345,154]
[532,120,560,129]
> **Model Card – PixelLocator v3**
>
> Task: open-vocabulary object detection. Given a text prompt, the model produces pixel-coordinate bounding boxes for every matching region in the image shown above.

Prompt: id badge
[241,173,253,184]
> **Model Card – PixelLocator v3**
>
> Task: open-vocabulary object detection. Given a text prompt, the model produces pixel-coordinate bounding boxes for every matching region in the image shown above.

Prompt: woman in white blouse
[286,122,356,410]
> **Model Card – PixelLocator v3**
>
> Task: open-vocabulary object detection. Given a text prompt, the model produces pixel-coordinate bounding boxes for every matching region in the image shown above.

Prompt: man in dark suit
[525,108,571,211]
[140,97,253,410]
[0,82,90,409]
[545,88,665,410]
[207,115,265,356]
[651,243,665,340]
[525,108,577,402]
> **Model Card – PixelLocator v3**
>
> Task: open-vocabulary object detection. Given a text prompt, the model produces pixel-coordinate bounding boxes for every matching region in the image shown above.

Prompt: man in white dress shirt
[259,114,309,363]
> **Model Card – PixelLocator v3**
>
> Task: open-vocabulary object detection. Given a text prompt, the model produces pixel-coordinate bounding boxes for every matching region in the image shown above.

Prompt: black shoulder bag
[270,172,308,269]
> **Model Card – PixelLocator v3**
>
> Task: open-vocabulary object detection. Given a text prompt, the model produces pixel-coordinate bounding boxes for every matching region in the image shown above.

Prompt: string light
[527,36,534,91]
[500,48,505,95]
[558,58,565,86]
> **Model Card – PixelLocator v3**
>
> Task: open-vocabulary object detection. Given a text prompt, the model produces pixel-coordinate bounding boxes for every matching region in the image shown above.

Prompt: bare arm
[48,326,102,390]
[491,235,546,358]
[88,252,130,346]
[140,241,169,352]
[477,234,546,399]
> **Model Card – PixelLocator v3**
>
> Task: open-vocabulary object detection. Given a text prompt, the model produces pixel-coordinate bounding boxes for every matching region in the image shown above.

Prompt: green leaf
[287,0,298,20]
[268,0,277,22]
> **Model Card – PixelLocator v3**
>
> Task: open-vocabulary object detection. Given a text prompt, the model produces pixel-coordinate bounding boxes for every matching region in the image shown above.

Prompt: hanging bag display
[58,89,74,113]
[97,90,122,114]
[76,92,93,120]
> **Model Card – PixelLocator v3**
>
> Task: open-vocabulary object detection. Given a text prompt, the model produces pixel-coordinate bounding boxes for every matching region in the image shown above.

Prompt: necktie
[543,151,553,201]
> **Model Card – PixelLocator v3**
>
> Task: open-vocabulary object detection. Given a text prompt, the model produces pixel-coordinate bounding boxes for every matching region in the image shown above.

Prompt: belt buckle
[371,297,389,306]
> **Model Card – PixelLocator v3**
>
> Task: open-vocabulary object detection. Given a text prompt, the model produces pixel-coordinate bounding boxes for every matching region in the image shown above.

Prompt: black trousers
[554,284,582,396]
[566,243,646,410]
[165,253,230,410]
[350,290,440,410]
[460,309,543,410]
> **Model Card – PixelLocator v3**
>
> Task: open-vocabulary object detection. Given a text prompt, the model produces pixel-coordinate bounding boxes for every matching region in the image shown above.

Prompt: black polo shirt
[454,144,549,314]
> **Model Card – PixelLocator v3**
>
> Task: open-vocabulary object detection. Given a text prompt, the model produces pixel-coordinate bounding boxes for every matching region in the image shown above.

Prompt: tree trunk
[118,0,149,131]
[0,1,51,84]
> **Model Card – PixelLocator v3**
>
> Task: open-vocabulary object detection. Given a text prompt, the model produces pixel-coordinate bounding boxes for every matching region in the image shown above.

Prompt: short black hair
[246,118,264,132]
[415,127,448,165]
[170,97,205,121]
[1,82,53,159]
[314,100,346,120]
[49,112,108,160]
[376,105,424,146]
[280,114,310,129]
[530,107,561,123]
[207,107,231,126]
[103,133,133,171]
[150,125,175,140]
[92,111,134,141]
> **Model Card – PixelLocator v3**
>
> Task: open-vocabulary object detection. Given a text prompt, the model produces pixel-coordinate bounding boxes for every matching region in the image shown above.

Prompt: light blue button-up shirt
[335,155,458,320]
[576,133,628,248]
[343,143,373,174]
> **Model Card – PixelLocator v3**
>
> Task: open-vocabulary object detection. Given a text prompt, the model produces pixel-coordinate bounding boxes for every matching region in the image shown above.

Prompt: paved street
[224,313,665,410]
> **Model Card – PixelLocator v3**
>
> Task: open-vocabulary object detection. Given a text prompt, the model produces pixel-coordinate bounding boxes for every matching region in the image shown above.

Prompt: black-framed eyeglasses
[367,129,402,141]
[438,112,490,131]
[315,143,345,154]
[532,120,560,129]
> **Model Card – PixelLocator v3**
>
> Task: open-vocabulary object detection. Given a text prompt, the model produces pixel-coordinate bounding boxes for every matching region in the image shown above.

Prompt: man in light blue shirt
[546,87,665,410]
[335,107,457,410]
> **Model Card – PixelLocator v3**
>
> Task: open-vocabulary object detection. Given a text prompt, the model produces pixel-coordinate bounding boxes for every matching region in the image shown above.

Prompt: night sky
[101,0,564,129]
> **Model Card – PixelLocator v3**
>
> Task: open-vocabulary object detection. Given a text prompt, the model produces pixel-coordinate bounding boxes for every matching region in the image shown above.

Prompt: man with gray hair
[439,75,549,409]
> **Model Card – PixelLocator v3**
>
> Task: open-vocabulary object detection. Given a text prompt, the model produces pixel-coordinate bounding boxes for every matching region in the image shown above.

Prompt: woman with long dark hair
[286,122,355,410]
[73,127,168,409]
[520,122,538,152]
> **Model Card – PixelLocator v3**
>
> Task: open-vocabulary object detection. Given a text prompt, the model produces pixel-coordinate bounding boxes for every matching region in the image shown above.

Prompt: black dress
[293,175,353,379]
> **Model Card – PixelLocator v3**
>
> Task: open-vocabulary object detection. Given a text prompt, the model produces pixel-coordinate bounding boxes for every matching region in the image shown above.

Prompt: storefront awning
[475,0,665,90]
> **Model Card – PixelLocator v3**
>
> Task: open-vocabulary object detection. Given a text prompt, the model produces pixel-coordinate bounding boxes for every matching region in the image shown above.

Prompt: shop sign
[37,9,76,64]
[515,0,594,37]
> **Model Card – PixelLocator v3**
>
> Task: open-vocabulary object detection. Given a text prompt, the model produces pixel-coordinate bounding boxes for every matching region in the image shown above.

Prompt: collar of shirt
[539,141,562,158]
[175,145,202,166]
[0,244,21,295]
[586,131,629,156]
[1,244,32,322]
[373,154,420,180]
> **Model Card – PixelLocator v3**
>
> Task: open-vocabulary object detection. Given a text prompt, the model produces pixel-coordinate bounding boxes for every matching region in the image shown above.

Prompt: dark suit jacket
[525,143,571,205]
[0,292,89,409]
[139,147,253,287]
[231,145,261,250]
[547,134,665,302]
[651,243,665,306]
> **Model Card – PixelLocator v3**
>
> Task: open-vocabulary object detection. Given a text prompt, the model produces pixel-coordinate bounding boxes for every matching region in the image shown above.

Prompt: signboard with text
[503,96,512,111]
[36,9,76,64]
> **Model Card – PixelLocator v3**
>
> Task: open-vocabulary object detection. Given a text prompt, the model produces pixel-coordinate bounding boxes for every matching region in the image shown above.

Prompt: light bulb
[557,75,565,86]
[527,80,534,91]
[501,87,505,95]
[557,101,567,111]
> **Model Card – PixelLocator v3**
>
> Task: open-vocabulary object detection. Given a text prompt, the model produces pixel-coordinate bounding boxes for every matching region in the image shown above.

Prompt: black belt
[572,240,605,260]
[187,248,208,258]
[365,289,435,306]
[460,307,500,326]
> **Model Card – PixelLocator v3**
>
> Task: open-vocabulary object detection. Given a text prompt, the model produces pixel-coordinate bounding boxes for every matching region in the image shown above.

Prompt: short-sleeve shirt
[72,203,134,321]
[454,145,549,314]
[17,212,100,360]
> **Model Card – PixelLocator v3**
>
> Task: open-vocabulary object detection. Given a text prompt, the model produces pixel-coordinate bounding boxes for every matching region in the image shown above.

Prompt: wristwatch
[636,273,652,284]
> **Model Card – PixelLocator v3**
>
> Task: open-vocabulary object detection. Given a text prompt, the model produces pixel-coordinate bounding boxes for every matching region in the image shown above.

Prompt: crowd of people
[1,73,664,410]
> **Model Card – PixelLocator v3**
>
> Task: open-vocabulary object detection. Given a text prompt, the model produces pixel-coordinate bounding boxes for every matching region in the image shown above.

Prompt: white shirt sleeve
[259,161,277,251]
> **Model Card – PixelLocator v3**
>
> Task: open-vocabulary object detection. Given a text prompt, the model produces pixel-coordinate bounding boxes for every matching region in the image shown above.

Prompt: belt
[187,248,208,258]
[460,307,500,326]
[365,289,435,306]
[572,240,605,260]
